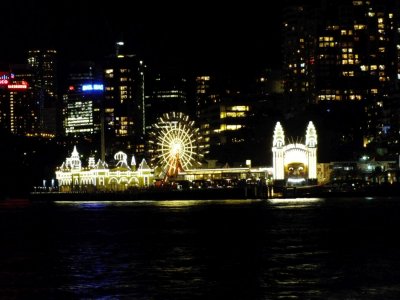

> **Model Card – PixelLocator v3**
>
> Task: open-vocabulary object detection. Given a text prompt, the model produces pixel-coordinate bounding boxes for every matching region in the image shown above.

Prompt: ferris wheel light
[149,112,206,174]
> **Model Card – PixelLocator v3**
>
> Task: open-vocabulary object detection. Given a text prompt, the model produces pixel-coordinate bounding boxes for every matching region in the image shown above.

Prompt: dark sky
[2,1,288,79]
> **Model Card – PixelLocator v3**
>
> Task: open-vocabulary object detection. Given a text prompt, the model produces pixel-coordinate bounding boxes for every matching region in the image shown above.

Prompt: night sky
[1,1,290,79]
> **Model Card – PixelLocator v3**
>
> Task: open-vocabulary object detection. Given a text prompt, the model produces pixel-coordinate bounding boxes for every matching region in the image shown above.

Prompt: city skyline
[1,0,400,198]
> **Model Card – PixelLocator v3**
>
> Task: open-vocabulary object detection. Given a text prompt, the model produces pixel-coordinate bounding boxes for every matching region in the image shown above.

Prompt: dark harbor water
[1,197,400,299]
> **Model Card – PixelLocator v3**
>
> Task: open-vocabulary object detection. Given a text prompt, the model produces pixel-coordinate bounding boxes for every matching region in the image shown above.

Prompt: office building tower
[282,0,400,159]
[63,62,103,137]
[27,49,58,135]
[103,42,145,140]
[146,73,189,129]
[0,66,40,136]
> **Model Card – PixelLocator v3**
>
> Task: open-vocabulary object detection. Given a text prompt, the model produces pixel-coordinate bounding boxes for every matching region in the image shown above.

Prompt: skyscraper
[0,66,39,136]
[282,0,400,159]
[103,42,145,140]
[27,49,58,135]
[63,61,103,137]
[282,4,317,108]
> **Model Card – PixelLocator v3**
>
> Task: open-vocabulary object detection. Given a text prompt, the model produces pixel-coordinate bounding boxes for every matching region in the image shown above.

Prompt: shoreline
[29,186,268,202]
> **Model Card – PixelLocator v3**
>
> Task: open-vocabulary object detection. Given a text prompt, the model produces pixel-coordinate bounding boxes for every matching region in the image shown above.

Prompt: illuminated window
[354,24,366,30]
[342,71,355,77]
[105,69,114,78]
[227,125,243,130]
[230,106,249,111]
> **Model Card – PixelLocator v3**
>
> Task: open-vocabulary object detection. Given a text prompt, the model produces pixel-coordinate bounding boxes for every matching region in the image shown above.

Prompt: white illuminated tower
[272,121,318,184]
[65,146,82,171]
[305,121,317,180]
[272,122,285,180]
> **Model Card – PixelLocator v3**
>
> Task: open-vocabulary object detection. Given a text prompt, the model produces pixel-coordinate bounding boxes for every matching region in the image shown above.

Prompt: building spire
[305,121,317,148]
[273,122,285,148]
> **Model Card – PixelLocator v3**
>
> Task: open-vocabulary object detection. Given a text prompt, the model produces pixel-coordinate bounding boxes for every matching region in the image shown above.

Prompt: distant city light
[116,41,124,46]
[82,83,104,92]
[0,72,14,85]
[69,85,75,91]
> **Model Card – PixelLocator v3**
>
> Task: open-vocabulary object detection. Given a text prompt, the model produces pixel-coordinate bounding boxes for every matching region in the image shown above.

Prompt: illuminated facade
[63,62,103,137]
[272,121,317,184]
[0,67,40,136]
[56,146,154,192]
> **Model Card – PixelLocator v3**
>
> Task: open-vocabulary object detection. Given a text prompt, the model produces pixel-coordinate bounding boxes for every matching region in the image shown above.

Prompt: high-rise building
[282,0,400,159]
[146,73,189,130]
[27,49,58,135]
[282,4,317,109]
[63,62,103,137]
[0,66,40,136]
[103,42,145,140]
[314,0,399,103]
[195,75,213,118]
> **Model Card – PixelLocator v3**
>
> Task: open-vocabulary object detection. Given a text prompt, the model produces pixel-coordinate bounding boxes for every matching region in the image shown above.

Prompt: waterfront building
[56,146,154,192]
[272,121,318,185]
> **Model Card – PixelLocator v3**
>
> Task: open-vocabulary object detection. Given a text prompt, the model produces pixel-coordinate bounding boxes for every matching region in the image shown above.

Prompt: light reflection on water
[1,197,400,299]
[268,197,323,208]
[55,199,264,207]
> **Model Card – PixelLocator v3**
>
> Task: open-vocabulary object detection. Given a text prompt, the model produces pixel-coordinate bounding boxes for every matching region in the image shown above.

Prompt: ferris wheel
[148,112,206,176]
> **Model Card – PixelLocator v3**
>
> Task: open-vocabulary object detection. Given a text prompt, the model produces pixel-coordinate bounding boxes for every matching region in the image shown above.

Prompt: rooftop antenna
[115,41,124,56]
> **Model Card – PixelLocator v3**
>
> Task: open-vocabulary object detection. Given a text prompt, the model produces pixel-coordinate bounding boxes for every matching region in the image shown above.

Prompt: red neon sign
[7,81,29,90]
[0,79,9,85]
